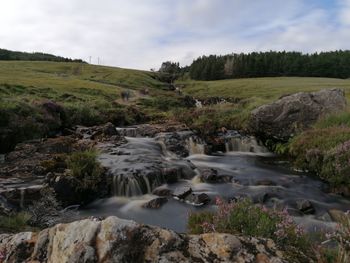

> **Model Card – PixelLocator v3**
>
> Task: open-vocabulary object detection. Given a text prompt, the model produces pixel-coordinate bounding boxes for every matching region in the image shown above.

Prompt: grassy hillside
[175,77,350,136]
[180,77,350,101]
[0,61,187,152]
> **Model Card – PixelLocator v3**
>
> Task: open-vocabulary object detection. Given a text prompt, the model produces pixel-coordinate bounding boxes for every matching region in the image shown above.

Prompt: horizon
[1,0,350,70]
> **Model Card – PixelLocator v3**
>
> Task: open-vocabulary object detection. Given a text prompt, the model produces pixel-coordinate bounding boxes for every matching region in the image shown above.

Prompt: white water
[81,134,350,233]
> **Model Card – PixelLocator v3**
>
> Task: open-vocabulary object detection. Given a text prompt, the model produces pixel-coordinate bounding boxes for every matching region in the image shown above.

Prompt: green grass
[0,61,166,105]
[179,77,350,101]
[0,61,187,152]
[0,212,31,233]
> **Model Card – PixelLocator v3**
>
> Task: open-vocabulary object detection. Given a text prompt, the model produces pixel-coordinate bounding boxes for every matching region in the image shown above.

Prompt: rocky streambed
[1,122,349,232]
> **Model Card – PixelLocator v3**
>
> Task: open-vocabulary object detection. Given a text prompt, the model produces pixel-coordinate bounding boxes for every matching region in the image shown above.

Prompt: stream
[79,133,350,233]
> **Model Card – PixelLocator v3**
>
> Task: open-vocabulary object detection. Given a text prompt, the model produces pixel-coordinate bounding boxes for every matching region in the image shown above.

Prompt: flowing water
[80,134,350,233]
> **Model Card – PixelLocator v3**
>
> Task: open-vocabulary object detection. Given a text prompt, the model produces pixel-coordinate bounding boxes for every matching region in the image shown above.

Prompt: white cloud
[339,0,350,25]
[0,0,349,69]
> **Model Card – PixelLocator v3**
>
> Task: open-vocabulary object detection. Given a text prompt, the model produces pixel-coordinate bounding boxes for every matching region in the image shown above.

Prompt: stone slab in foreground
[0,216,287,263]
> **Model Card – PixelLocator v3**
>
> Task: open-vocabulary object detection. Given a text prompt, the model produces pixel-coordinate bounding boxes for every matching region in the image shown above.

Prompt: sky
[1,0,350,70]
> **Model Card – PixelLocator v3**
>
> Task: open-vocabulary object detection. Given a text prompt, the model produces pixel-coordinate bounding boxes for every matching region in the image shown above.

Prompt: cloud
[0,0,349,69]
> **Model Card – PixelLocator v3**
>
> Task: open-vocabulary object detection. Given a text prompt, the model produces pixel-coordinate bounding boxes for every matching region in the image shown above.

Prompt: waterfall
[186,137,206,155]
[116,127,139,137]
[112,174,153,197]
[225,136,268,153]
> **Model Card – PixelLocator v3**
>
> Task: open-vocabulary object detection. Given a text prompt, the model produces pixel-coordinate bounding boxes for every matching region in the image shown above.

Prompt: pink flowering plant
[322,141,350,188]
[188,197,308,250]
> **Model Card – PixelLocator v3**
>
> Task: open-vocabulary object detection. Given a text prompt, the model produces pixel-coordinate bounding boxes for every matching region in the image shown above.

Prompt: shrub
[0,212,31,233]
[66,150,104,192]
[321,141,350,187]
[188,198,310,258]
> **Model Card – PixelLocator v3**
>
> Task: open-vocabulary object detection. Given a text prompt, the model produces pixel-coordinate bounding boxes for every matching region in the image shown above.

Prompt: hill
[0,61,188,152]
[0,48,84,62]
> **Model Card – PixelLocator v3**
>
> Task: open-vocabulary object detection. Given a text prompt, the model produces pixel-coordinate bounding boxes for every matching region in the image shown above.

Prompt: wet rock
[142,197,168,209]
[250,88,347,141]
[0,195,16,215]
[199,168,218,182]
[152,187,173,197]
[76,122,123,142]
[0,216,292,262]
[173,186,192,199]
[296,199,315,214]
[199,168,232,183]
[156,132,189,157]
[184,193,210,206]
[0,185,43,209]
[252,192,275,204]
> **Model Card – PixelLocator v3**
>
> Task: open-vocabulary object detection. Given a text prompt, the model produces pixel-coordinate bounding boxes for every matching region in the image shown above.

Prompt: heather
[188,198,311,260]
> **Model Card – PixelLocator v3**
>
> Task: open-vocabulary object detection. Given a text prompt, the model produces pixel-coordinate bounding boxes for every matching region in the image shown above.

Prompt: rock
[249,88,347,141]
[296,199,315,214]
[184,193,210,206]
[199,168,232,183]
[0,195,16,216]
[152,187,173,197]
[173,186,192,200]
[156,132,190,157]
[199,168,218,182]
[142,197,168,209]
[0,216,291,262]
[76,122,123,142]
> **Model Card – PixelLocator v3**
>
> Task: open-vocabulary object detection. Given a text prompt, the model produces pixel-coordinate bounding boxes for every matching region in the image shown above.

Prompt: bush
[66,150,104,192]
[289,129,350,192]
[0,212,31,233]
[321,142,350,190]
[188,198,310,259]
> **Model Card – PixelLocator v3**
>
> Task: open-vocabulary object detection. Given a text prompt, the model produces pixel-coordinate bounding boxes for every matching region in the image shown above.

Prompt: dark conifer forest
[0,48,84,63]
[189,51,350,80]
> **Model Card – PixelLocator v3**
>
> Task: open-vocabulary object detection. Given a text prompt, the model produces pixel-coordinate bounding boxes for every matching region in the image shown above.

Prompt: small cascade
[0,154,5,164]
[20,188,25,209]
[186,136,206,155]
[116,127,139,137]
[112,174,150,196]
[111,171,172,197]
[195,99,203,108]
[224,133,268,153]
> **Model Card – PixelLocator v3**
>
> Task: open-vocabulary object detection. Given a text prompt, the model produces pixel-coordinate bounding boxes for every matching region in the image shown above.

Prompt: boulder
[199,168,232,183]
[249,89,347,141]
[184,193,210,206]
[173,187,192,200]
[152,187,173,197]
[142,197,168,209]
[0,216,290,262]
[296,199,315,214]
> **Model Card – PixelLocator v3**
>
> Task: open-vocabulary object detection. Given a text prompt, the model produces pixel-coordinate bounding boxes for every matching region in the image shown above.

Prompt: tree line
[189,51,350,80]
[0,48,85,63]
